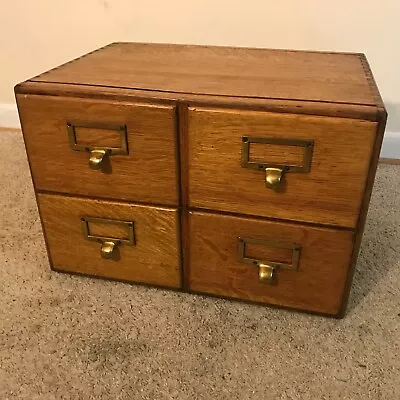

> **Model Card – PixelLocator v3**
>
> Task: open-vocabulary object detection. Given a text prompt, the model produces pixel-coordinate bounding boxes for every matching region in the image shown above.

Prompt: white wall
[1,1,399,155]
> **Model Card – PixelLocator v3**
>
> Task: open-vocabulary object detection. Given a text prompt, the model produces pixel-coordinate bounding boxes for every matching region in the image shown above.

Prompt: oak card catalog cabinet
[15,43,387,317]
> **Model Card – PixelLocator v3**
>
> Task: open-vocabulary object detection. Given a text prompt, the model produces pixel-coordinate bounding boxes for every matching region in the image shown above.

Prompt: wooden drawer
[188,107,377,228]
[17,95,178,205]
[37,193,181,288]
[188,211,355,315]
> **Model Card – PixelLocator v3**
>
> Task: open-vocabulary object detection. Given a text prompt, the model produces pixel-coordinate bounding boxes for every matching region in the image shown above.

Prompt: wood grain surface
[16,81,380,122]
[188,211,354,315]
[339,107,388,316]
[29,42,375,106]
[17,94,178,204]
[38,193,181,288]
[188,107,377,228]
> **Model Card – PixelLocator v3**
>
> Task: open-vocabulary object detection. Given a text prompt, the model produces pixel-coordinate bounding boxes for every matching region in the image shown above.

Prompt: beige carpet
[1,130,399,400]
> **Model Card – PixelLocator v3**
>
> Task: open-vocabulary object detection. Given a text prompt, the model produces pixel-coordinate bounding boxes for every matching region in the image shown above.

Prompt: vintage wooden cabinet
[15,43,387,316]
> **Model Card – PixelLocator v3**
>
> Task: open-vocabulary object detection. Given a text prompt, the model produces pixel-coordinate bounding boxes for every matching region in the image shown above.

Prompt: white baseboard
[0,103,399,159]
[380,131,400,159]
[0,103,20,129]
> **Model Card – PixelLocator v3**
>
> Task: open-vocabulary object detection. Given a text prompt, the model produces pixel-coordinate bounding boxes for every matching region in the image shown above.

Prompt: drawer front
[18,95,178,205]
[188,107,377,228]
[188,211,354,315]
[38,194,181,288]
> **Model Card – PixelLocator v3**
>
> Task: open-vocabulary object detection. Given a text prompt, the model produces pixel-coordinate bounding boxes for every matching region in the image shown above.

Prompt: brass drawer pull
[265,167,284,189]
[101,240,119,259]
[237,236,301,283]
[67,121,128,170]
[81,216,135,259]
[241,136,314,190]
[258,263,275,282]
[89,149,109,170]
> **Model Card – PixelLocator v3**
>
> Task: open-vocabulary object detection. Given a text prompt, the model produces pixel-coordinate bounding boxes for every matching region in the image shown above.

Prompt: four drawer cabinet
[16,42,387,316]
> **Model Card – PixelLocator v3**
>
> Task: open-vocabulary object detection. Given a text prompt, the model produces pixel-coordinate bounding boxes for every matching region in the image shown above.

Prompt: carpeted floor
[0,129,399,400]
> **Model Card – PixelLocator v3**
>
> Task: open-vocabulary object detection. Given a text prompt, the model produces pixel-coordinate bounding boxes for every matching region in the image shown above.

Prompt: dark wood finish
[188,107,377,228]
[180,209,190,291]
[177,103,191,290]
[29,43,374,106]
[16,94,179,205]
[177,103,189,207]
[188,211,354,315]
[38,193,181,288]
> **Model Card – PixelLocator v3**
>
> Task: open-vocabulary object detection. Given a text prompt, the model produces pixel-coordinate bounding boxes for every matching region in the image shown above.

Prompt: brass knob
[258,263,275,283]
[100,240,119,259]
[89,149,107,170]
[265,167,284,190]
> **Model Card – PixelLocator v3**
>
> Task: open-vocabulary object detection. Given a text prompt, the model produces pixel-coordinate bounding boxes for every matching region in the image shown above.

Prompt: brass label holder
[237,236,301,283]
[81,216,135,259]
[67,121,128,170]
[241,136,314,190]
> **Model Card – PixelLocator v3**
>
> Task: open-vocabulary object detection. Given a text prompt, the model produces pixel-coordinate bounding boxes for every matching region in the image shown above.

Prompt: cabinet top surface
[28,42,378,107]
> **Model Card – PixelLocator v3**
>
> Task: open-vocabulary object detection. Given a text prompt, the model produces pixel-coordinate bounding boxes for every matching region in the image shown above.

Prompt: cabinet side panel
[339,109,387,316]
[15,91,53,270]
